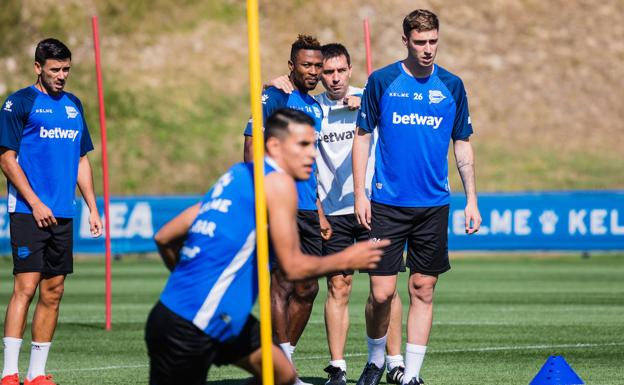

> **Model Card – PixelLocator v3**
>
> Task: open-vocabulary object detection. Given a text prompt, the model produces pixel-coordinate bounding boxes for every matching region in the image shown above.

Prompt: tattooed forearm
[454,139,477,202]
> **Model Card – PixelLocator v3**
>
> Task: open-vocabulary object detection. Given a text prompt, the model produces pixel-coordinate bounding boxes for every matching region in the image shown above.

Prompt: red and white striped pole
[91,16,113,331]
[363,18,373,76]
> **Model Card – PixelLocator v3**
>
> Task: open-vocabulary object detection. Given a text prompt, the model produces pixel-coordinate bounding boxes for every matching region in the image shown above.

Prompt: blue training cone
[530,356,584,385]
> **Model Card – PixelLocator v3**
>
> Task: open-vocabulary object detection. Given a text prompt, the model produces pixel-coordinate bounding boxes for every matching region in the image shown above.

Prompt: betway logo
[39,126,79,141]
[392,112,443,129]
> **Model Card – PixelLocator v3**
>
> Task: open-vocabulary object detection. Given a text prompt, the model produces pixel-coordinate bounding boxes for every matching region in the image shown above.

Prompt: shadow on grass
[206,377,326,385]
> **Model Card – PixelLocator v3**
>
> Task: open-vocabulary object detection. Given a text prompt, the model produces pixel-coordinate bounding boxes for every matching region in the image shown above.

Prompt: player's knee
[294,280,319,302]
[369,286,394,307]
[408,280,435,305]
[40,283,65,306]
[328,276,352,304]
[13,283,38,303]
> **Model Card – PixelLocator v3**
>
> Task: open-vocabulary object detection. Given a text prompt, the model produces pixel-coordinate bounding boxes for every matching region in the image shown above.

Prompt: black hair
[35,38,72,65]
[321,43,351,66]
[265,108,315,142]
[290,34,321,63]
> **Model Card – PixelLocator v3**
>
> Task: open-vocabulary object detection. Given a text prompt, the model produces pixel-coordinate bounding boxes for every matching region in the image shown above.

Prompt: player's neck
[34,78,61,97]
[289,74,308,95]
[401,58,434,79]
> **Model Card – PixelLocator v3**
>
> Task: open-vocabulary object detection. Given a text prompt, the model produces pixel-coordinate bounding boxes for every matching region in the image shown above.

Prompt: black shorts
[323,214,369,276]
[297,209,322,256]
[145,301,262,385]
[10,213,73,275]
[368,202,450,276]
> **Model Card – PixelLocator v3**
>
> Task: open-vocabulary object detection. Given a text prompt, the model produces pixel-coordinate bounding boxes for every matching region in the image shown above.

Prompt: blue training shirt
[0,86,94,218]
[160,158,279,342]
[244,86,322,211]
[357,62,473,207]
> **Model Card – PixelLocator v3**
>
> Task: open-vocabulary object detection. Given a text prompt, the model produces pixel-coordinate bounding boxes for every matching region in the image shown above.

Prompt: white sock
[386,354,404,370]
[289,343,296,358]
[403,343,427,384]
[2,337,22,378]
[329,359,346,372]
[279,342,292,363]
[366,335,387,368]
[27,342,52,381]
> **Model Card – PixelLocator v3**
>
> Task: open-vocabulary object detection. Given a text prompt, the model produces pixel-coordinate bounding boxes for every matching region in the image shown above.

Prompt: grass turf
[0,254,622,384]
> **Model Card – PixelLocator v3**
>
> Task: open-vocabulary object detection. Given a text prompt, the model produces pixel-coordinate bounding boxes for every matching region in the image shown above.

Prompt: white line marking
[47,342,624,372]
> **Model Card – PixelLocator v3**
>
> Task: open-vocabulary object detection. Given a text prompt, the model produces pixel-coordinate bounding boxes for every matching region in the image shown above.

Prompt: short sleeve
[244,88,287,136]
[0,92,34,152]
[356,75,381,133]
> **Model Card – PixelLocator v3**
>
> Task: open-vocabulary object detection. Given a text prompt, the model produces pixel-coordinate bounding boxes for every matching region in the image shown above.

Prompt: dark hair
[35,38,72,65]
[321,43,351,66]
[290,34,321,63]
[265,108,315,142]
[403,9,439,36]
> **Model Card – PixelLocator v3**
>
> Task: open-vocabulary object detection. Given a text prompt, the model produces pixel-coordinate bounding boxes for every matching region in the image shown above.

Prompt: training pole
[91,16,113,331]
[364,18,373,75]
[246,2,274,384]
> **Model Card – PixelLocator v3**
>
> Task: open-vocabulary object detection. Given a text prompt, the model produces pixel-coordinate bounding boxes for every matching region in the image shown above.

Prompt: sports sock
[386,354,404,371]
[329,359,347,372]
[289,343,296,358]
[403,343,427,384]
[26,341,51,381]
[2,337,22,378]
[366,335,387,368]
[279,342,292,363]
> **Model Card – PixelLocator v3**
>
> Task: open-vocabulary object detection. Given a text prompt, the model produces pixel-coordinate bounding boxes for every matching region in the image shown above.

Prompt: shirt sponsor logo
[35,108,53,114]
[389,92,409,98]
[65,105,79,119]
[39,126,80,141]
[320,130,354,143]
[392,112,443,129]
[3,100,12,112]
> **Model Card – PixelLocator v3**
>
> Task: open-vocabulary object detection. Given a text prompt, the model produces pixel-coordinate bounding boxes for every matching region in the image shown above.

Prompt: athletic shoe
[0,374,19,385]
[324,365,347,385]
[404,377,425,385]
[24,374,57,385]
[355,362,384,385]
[386,365,405,384]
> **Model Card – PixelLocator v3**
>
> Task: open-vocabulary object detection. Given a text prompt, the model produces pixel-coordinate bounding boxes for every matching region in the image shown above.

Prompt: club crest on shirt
[428,90,446,104]
[3,100,12,112]
[312,106,321,119]
[65,105,79,119]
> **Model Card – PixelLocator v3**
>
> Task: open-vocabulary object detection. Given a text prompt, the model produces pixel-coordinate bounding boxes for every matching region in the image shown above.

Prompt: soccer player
[313,44,406,385]
[243,35,324,384]
[146,108,388,385]
[0,38,102,385]
[352,10,482,385]
[267,42,407,385]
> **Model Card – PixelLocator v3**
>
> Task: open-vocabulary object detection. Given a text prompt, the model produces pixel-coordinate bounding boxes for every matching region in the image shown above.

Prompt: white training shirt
[315,86,377,216]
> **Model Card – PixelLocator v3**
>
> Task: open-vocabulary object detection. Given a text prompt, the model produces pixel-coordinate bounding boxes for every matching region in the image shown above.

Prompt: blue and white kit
[160,158,279,342]
[244,86,322,210]
[0,86,94,218]
[357,62,473,207]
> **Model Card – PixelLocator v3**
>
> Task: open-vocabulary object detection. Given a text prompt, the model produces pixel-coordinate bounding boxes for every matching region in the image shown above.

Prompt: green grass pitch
[0,254,622,384]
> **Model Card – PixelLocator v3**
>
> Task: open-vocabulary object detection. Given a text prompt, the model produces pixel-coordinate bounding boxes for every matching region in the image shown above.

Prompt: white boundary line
[48,342,624,372]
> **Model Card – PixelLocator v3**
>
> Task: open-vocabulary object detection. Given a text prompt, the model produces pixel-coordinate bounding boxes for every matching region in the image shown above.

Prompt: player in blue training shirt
[0,39,102,385]
[243,35,324,384]
[146,109,387,385]
[352,10,483,385]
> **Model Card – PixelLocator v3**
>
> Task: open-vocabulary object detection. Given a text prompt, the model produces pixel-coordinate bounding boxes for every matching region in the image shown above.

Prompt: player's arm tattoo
[453,138,477,203]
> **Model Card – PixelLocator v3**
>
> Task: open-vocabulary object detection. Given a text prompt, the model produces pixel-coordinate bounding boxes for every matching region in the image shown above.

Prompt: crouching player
[145,108,389,385]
